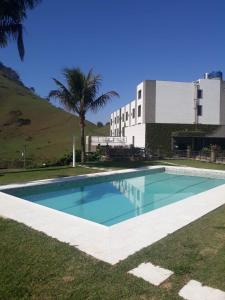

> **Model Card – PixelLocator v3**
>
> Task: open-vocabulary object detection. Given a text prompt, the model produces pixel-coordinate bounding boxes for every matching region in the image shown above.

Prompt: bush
[55,150,81,166]
[86,152,100,162]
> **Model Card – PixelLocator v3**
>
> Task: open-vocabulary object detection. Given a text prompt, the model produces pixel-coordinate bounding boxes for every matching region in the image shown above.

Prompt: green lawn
[0,205,224,299]
[163,159,225,170]
[0,160,170,185]
[0,166,101,185]
[0,159,225,298]
[2,159,225,185]
[86,158,225,171]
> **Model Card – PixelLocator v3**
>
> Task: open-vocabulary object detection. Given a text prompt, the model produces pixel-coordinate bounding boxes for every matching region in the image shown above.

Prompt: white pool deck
[1,165,225,265]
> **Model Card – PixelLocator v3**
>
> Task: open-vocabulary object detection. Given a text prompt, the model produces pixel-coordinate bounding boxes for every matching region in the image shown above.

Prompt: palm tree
[0,0,41,60]
[48,67,119,163]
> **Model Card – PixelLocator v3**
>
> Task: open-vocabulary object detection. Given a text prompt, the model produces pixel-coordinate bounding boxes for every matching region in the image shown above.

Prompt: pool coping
[1,165,225,264]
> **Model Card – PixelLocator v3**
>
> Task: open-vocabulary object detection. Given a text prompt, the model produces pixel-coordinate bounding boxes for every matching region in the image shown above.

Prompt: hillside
[0,69,109,165]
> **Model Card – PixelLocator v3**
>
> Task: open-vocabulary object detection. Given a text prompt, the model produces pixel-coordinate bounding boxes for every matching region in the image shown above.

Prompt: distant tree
[0,0,41,60]
[0,61,21,82]
[97,121,103,127]
[48,67,119,163]
[29,86,35,93]
[105,121,110,126]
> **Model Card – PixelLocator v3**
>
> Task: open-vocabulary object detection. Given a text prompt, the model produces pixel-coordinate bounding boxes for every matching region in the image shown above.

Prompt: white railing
[90,136,127,145]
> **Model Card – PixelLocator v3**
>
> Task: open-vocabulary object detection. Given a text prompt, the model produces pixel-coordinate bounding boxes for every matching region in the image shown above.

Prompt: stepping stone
[128,262,174,286]
[179,280,225,300]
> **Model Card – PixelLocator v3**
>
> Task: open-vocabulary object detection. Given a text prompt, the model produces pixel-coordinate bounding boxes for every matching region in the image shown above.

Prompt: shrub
[55,150,81,166]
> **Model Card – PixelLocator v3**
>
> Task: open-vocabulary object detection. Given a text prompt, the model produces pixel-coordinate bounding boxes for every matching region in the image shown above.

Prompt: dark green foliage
[16,118,31,126]
[0,61,22,84]
[55,150,81,166]
[97,121,103,127]
[48,68,119,163]
[0,0,41,60]
[146,123,218,154]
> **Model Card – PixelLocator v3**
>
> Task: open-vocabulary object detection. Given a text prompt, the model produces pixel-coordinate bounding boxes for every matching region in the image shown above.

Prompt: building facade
[110,73,225,149]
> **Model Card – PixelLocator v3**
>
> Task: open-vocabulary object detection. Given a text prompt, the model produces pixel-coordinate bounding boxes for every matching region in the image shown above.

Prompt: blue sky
[1,0,225,123]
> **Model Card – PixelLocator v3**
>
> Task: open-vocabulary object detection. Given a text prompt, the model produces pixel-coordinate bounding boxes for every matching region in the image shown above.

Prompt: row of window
[110,127,125,137]
[111,105,142,125]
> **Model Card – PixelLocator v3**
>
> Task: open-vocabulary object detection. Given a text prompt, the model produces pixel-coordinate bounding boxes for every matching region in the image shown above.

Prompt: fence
[0,159,35,169]
[173,149,225,163]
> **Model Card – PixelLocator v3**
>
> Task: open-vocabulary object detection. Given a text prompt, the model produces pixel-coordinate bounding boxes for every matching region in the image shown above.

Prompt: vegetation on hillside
[0,67,109,166]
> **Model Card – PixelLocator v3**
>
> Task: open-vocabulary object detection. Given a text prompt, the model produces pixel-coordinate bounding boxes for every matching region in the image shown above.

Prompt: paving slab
[128,262,174,286]
[179,280,225,300]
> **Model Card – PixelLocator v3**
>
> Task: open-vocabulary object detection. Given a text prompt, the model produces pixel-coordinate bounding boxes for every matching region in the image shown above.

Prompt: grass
[1,159,225,298]
[163,159,225,170]
[0,205,224,299]
[86,158,225,170]
[2,159,225,185]
[0,71,109,163]
[0,166,101,185]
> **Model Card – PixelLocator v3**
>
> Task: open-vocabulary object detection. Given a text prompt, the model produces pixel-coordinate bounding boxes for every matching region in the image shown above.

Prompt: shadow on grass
[213,226,225,230]
[0,166,72,175]
[84,160,160,169]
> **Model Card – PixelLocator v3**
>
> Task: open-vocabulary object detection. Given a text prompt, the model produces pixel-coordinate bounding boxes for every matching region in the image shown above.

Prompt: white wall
[110,77,224,144]
[155,81,194,124]
[125,124,146,147]
[144,80,156,123]
[198,79,221,125]
[220,81,225,125]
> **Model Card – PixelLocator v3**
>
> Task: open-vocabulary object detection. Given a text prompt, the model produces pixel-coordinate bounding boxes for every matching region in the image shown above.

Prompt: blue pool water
[6,171,225,226]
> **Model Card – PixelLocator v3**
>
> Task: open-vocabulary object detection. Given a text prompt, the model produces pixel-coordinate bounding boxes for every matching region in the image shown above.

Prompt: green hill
[0,69,109,166]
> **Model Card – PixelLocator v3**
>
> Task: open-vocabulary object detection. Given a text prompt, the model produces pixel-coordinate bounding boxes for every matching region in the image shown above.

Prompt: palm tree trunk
[80,116,85,163]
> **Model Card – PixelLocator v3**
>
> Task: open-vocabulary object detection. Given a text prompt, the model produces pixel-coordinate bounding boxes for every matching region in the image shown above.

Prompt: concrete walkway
[179,280,225,300]
[128,262,173,286]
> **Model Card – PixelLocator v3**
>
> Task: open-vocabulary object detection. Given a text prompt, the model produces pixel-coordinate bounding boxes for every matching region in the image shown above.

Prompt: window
[122,113,124,122]
[122,127,125,137]
[114,117,116,124]
[138,90,142,99]
[117,116,120,123]
[197,105,202,116]
[110,130,112,136]
[111,119,112,125]
[138,105,141,117]
[197,89,203,99]
[132,108,135,118]
[126,111,128,121]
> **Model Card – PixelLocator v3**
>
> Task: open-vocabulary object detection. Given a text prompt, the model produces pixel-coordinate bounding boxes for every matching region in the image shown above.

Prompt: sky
[1,0,225,123]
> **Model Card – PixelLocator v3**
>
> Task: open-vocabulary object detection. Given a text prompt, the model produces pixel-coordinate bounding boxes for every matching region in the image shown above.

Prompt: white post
[72,136,76,167]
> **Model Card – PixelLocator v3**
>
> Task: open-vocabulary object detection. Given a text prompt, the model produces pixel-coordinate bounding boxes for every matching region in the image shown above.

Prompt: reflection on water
[6,172,225,226]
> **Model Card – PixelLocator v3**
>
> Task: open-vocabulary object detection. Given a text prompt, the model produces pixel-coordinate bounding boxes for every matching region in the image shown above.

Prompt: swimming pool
[5,170,225,226]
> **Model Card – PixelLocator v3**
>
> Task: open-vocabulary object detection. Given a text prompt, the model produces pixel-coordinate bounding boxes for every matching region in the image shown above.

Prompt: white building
[110,72,225,149]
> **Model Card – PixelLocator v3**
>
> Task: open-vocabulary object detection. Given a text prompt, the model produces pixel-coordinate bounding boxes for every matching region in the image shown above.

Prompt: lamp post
[72,136,76,167]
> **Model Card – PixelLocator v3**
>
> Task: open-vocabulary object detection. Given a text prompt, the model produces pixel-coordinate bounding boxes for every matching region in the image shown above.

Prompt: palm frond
[48,78,79,114]
[90,91,119,112]
[0,0,42,60]
[17,23,24,60]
